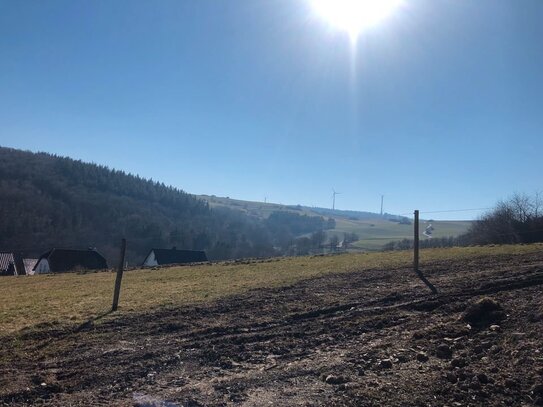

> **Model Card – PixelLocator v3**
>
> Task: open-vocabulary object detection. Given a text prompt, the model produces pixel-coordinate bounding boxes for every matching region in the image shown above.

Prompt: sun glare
[311,0,403,40]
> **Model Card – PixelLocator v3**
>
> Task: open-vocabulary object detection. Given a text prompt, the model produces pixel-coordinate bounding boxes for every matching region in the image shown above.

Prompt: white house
[142,248,208,267]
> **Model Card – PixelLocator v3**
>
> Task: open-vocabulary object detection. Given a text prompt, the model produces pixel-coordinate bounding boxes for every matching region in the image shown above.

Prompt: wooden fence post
[414,210,419,273]
[112,238,126,311]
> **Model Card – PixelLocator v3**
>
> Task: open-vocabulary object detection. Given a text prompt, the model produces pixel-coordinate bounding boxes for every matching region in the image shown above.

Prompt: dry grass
[1,244,541,335]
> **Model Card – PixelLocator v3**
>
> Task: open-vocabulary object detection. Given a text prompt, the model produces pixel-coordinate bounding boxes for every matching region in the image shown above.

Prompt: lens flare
[311,0,403,40]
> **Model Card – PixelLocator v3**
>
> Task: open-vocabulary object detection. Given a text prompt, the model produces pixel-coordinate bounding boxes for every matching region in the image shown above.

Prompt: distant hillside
[200,195,409,223]
[199,196,472,251]
[199,195,316,219]
[302,206,407,221]
[0,148,333,264]
[0,148,471,264]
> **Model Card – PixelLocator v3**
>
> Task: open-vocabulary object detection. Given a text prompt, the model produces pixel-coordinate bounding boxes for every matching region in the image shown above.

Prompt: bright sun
[310,0,403,40]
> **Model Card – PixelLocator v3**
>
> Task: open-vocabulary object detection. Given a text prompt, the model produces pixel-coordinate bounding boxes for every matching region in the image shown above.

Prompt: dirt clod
[451,357,466,368]
[532,383,543,396]
[489,345,502,354]
[504,378,518,388]
[477,373,489,384]
[436,344,453,359]
[462,297,506,328]
[417,352,429,362]
[379,359,393,369]
[324,375,349,385]
[470,378,482,390]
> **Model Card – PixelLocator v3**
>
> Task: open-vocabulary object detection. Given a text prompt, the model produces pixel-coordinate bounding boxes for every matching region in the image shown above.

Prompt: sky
[1,0,542,220]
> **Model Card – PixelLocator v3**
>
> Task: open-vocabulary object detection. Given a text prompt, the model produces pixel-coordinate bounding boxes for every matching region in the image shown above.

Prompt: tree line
[383,193,543,251]
[0,147,335,265]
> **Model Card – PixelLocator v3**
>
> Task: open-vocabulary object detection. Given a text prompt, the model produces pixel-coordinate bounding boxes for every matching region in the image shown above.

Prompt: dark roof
[35,248,108,272]
[146,248,208,266]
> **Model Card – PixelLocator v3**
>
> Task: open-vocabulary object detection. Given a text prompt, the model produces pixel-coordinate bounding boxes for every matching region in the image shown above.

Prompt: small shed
[142,248,208,267]
[33,248,108,273]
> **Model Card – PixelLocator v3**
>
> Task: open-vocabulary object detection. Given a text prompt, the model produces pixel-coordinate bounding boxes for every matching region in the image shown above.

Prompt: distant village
[0,247,208,276]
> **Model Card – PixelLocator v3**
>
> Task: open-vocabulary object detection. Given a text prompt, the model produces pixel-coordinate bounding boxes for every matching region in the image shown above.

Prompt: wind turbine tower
[332,189,341,211]
[380,195,384,216]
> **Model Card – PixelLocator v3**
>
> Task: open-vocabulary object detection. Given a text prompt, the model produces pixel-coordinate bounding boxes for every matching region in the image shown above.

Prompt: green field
[200,195,317,218]
[199,195,472,251]
[329,218,472,250]
[1,244,540,335]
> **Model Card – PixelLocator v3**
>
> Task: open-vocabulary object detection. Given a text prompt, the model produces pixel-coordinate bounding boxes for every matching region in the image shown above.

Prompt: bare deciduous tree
[467,193,543,245]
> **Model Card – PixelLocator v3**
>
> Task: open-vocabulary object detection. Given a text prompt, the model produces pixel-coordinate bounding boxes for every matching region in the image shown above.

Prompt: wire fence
[398,207,493,217]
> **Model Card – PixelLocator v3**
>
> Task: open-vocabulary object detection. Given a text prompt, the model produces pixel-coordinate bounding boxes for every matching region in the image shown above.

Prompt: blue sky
[1,0,542,219]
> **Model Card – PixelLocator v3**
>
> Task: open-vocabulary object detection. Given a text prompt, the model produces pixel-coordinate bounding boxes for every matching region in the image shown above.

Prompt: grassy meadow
[1,244,541,335]
[200,195,317,218]
[199,195,472,251]
[330,218,473,250]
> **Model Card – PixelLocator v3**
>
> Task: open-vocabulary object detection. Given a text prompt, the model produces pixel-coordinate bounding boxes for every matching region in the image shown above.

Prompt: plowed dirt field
[1,250,543,406]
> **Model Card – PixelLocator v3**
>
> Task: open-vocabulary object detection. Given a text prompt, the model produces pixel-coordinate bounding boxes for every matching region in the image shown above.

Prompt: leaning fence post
[112,238,126,311]
[414,210,420,273]
[413,210,438,294]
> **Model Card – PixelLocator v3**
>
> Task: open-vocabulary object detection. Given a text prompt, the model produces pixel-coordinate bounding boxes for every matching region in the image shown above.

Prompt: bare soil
[1,252,543,406]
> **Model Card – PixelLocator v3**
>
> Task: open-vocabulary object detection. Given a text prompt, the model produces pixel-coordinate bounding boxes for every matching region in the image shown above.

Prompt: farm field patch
[1,244,543,406]
[0,245,536,334]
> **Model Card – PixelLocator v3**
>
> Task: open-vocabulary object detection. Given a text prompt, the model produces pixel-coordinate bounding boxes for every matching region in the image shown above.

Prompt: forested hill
[0,147,333,265]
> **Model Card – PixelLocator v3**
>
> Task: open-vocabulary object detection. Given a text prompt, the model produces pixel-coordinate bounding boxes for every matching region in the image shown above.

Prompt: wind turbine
[332,189,342,211]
